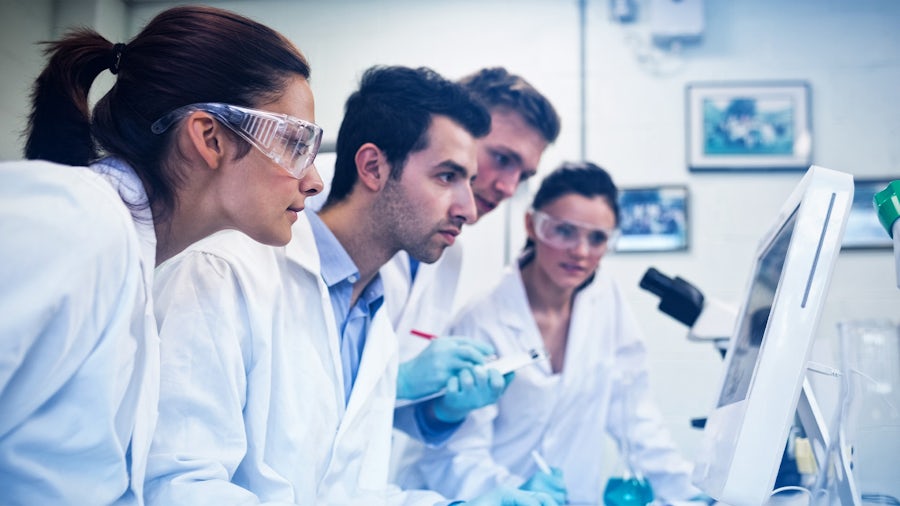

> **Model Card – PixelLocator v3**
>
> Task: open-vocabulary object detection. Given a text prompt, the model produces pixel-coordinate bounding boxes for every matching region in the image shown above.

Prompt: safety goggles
[531,209,618,253]
[151,102,322,179]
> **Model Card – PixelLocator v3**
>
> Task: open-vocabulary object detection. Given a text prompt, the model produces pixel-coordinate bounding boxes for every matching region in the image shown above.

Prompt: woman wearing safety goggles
[420,162,703,505]
[4,5,322,504]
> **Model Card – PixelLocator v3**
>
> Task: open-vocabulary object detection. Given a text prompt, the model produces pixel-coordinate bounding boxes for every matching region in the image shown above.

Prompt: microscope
[638,267,735,357]
[638,267,805,488]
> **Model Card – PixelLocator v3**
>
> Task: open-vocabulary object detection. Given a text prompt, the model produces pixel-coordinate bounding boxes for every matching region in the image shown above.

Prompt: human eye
[587,230,609,247]
[437,171,457,183]
[553,223,578,239]
[285,136,306,152]
[492,151,514,169]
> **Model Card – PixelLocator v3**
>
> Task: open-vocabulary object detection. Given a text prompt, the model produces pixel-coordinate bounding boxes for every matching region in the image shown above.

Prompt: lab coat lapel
[341,310,395,425]
[559,273,600,389]
[496,268,551,371]
[285,214,347,412]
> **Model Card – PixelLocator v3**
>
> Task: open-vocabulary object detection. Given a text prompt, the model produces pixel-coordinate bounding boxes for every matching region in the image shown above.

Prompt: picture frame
[686,81,812,172]
[842,178,895,250]
[615,185,689,253]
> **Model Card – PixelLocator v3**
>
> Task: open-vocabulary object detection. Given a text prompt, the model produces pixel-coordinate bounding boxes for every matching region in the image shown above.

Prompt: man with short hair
[383,68,561,351]
[385,68,562,499]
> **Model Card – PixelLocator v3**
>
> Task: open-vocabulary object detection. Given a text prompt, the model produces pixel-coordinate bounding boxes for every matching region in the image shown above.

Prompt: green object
[874,180,900,237]
[603,476,654,506]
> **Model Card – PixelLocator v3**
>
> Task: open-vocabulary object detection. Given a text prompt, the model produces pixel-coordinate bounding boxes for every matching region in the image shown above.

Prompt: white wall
[0,0,126,161]
[2,0,898,483]
[0,0,54,160]
[580,0,900,461]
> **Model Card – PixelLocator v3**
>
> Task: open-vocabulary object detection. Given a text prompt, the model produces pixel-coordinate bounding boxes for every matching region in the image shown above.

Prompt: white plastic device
[692,166,854,506]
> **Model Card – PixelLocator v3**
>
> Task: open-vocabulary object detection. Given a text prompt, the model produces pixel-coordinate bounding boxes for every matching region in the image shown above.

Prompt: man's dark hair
[325,65,491,207]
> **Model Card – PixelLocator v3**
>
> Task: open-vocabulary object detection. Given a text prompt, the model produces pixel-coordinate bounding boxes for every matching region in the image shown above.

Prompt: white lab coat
[0,160,157,505]
[382,246,466,490]
[417,265,701,504]
[381,244,463,362]
[145,214,447,505]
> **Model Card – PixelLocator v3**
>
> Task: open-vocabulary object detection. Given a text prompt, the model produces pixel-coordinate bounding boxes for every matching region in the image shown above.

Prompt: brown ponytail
[25,29,116,167]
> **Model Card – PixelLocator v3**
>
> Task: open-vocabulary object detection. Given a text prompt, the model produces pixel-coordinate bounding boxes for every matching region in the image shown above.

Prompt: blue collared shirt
[307,211,384,404]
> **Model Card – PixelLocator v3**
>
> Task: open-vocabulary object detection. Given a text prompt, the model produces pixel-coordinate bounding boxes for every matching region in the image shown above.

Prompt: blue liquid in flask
[603,475,654,506]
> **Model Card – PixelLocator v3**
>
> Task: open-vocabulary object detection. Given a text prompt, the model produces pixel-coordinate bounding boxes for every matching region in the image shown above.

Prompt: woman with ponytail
[1,5,322,504]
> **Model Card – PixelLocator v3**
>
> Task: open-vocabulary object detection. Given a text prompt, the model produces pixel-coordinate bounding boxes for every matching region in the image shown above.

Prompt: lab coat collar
[285,211,323,275]
[494,265,609,379]
[495,266,534,333]
[88,157,157,271]
[284,211,395,426]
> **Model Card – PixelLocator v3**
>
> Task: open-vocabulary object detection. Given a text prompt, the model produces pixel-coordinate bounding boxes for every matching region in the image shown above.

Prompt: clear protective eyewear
[151,102,322,179]
[531,209,618,253]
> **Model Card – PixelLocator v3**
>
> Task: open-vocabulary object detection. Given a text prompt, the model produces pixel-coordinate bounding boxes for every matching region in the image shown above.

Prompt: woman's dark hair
[325,65,490,207]
[524,161,620,253]
[24,5,311,217]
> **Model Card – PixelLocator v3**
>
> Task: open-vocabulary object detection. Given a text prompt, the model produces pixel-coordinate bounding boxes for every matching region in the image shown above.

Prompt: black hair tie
[110,43,126,75]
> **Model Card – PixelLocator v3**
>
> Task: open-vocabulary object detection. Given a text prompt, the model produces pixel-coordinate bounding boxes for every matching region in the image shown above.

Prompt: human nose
[299,163,324,196]
[453,185,478,225]
[493,170,519,199]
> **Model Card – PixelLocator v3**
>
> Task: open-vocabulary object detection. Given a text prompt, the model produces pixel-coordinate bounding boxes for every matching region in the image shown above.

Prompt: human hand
[464,485,560,506]
[397,336,495,400]
[520,468,567,505]
[689,493,717,505]
[429,366,513,423]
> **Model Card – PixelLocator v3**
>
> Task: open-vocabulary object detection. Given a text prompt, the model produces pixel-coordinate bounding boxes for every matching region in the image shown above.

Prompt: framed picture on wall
[686,81,812,171]
[615,185,689,253]
[842,178,894,250]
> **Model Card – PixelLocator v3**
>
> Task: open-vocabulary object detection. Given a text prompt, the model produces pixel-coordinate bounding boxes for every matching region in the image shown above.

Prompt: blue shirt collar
[307,210,360,288]
[306,210,384,314]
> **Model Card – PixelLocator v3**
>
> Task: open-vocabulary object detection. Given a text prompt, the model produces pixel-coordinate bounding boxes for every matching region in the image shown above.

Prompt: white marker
[531,449,552,475]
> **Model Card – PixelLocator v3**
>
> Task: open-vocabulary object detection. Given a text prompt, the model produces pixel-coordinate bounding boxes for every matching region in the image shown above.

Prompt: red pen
[410,329,438,340]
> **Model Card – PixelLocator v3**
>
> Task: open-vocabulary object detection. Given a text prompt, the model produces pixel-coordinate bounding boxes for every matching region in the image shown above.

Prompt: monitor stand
[796,378,860,505]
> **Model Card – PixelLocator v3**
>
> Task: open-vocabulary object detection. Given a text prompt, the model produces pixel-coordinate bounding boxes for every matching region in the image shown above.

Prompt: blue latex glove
[430,365,513,423]
[689,493,717,505]
[464,486,560,506]
[520,467,567,506]
[397,336,495,400]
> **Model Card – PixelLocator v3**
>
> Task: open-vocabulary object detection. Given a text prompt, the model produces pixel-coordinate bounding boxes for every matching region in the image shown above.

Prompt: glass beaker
[834,319,900,505]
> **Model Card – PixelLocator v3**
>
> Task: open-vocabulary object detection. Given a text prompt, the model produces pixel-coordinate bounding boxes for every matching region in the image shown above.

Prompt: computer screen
[692,165,854,506]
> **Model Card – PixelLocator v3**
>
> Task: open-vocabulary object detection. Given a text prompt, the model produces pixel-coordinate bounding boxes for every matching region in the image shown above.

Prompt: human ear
[183,111,225,170]
[354,142,389,192]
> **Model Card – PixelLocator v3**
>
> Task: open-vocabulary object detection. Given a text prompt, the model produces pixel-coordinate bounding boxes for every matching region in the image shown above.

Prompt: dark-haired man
[384,68,563,500]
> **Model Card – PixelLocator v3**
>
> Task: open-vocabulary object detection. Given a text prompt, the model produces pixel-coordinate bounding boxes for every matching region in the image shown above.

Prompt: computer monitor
[692,165,854,506]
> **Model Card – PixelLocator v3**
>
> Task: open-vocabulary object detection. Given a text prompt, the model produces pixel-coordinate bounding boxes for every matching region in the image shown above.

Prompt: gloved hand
[464,485,560,506]
[430,365,513,423]
[689,493,717,505]
[520,468,567,506]
[397,336,495,400]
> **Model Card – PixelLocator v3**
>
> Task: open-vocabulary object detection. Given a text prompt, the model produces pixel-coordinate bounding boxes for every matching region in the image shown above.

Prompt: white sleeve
[0,163,145,504]
[146,251,288,505]
[605,297,701,502]
[414,316,519,501]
